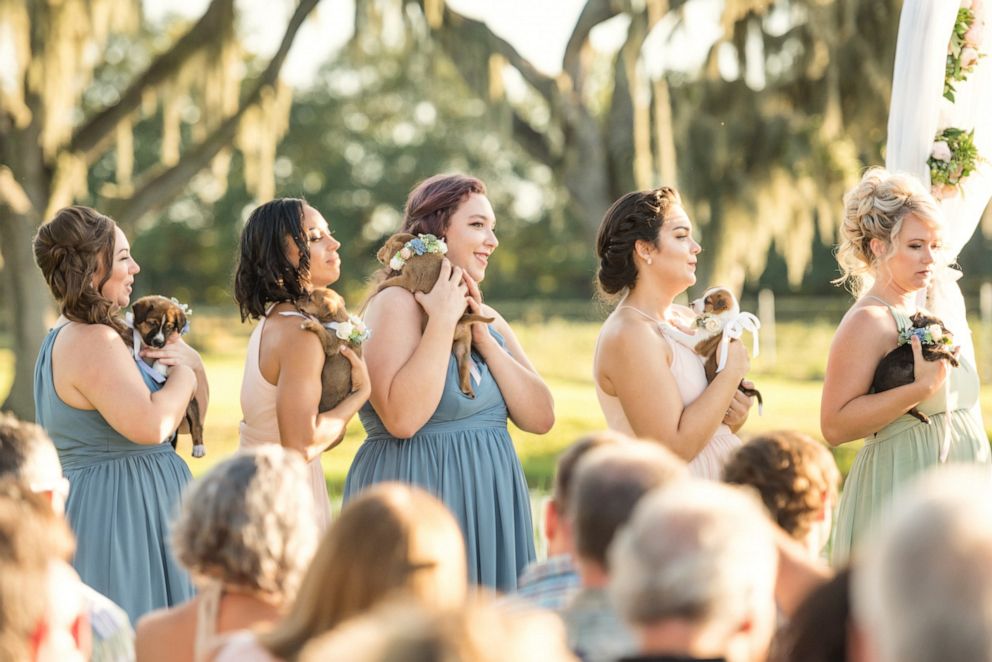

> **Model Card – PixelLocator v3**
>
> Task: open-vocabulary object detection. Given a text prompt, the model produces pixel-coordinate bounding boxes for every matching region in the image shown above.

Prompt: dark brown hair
[595,187,682,296]
[401,174,486,238]
[551,431,627,513]
[234,198,311,321]
[33,206,130,342]
[770,566,852,662]
[723,430,841,540]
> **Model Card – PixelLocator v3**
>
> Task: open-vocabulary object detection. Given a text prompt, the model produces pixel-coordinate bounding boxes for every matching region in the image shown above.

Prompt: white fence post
[758,288,776,368]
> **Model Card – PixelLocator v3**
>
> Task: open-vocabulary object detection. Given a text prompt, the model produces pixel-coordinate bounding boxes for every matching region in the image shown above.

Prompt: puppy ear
[132,298,152,324]
[172,307,187,333]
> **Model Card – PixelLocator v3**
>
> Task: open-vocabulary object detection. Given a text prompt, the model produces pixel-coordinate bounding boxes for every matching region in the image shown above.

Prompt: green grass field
[3,318,991,497]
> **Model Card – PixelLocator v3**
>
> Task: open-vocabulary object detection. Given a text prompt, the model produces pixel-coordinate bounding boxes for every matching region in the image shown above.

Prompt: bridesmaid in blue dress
[33,206,205,623]
[344,174,555,591]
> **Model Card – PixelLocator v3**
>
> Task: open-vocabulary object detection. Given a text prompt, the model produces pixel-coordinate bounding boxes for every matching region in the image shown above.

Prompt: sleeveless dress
[239,311,332,532]
[595,309,742,480]
[343,327,536,591]
[831,300,991,564]
[34,324,195,624]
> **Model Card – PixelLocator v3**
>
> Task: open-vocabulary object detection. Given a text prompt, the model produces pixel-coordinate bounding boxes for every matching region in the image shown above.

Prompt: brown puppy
[871,312,960,423]
[131,295,204,457]
[376,232,494,398]
[689,286,764,411]
[296,288,366,412]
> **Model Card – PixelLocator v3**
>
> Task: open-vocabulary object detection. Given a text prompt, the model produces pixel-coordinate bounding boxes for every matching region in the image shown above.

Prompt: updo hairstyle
[595,187,682,296]
[33,205,130,341]
[834,167,944,296]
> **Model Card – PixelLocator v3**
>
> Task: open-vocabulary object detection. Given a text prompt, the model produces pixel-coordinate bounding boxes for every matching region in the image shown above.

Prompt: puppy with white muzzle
[128,295,205,458]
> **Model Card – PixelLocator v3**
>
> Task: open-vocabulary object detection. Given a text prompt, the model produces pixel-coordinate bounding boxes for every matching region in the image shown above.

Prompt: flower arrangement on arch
[928,127,980,199]
[944,0,986,102]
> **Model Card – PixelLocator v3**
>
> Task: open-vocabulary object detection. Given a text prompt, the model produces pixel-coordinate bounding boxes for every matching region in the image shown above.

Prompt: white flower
[931,141,952,162]
[702,316,722,333]
[334,321,354,341]
[348,315,366,333]
[399,247,413,260]
[389,255,405,271]
[927,324,944,342]
[438,241,448,254]
[962,0,972,8]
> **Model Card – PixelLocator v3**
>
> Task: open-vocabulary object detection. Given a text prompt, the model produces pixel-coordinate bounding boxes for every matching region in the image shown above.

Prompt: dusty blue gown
[344,327,536,591]
[34,324,194,624]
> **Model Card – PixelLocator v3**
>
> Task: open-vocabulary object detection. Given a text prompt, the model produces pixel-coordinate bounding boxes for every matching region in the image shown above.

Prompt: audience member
[851,466,992,662]
[514,431,628,610]
[211,482,467,661]
[723,431,840,558]
[298,594,577,662]
[136,446,319,662]
[0,478,87,662]
[770,566,853,662]
[610,480,779,662]
[0,412,133,661]
[561,441,687,662]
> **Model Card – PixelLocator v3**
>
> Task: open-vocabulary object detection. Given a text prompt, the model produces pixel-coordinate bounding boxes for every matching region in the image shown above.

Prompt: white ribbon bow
[715,312,761,373]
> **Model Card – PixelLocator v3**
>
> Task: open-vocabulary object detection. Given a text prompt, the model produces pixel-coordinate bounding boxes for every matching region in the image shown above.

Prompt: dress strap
[616,305,697,348]
[862,295,913,332]
[193,583,223,662]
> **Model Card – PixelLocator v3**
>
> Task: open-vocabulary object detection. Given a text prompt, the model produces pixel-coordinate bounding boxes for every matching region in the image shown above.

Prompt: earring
[646,257,653,265]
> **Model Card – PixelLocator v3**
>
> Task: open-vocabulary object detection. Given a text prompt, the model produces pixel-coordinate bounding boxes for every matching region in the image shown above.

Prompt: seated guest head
[770,566,853,662]
[0,413,69,515]
[545,431,629,558]
[0,478,85,662]
[171,446,318,604]
[852,466,992,662]
[723,430,840,557]
[570,441,686,584]
[259,483,467,660]
[609,480,778,662]
[298,594,577,662]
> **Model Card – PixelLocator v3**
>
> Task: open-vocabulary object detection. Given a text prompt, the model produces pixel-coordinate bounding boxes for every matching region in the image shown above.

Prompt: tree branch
[105,0,320,226]
[510,112,558,166]
[67,0,235,164]
[561,0,623,93]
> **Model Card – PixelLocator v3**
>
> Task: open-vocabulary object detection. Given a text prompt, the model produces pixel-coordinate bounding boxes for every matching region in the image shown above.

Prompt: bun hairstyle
[33,206,130,342]
[401,173,486,238]
[834,167,943,296]
[596,186,682,296]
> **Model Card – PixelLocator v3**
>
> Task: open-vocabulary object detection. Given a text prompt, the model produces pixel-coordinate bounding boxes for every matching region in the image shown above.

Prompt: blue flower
[409,237,427,255]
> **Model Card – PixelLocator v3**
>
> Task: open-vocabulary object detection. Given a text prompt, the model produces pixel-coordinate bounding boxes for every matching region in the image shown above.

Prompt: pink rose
[961,0,973,8]
[931,140,952,162]
[961,47,980,68]
[965,21,985,47]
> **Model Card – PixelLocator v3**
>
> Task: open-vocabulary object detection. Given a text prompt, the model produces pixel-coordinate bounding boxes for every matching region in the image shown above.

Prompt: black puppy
[871,312,959,424]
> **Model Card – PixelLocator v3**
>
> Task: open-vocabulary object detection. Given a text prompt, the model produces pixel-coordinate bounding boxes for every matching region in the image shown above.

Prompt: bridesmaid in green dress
[821,168,990,564]
[33,206,206,622]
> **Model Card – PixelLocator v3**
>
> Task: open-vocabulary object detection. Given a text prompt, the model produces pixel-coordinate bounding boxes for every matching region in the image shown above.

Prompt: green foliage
[929,127,980,197]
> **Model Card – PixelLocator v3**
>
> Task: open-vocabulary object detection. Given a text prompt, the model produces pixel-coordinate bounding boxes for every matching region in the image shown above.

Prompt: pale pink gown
[239,313,332,532]
[595,313,742,480]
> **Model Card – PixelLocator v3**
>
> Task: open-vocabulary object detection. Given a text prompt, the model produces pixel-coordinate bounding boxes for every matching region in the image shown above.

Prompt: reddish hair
[402,174,487,238]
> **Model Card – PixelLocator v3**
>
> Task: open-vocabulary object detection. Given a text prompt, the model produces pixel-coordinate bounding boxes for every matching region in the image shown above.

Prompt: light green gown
[831,302,991,565]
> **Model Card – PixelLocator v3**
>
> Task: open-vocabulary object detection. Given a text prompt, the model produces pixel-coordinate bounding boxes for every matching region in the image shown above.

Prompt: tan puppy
[296,288,366,412]
[690,286,763,410]
[376,232,494,398]
[131,295,204,457]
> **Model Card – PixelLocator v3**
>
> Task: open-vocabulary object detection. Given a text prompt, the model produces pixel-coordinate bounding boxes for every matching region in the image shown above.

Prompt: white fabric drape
[885,0,992,369]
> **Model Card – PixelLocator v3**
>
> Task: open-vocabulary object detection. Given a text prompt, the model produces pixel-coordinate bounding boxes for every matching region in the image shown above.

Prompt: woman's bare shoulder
[598,309,669,356]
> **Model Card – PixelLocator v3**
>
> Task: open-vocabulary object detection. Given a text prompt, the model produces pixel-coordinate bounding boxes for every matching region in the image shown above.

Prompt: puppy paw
[191,444,206,458]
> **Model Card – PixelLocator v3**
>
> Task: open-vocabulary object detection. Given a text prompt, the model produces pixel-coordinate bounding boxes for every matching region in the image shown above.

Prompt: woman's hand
[414,259,468,331]
[340,345,371,399]
[722,381,755,430]
[910,335,949,399]
[722,338,751,381]
[140,336,204,373]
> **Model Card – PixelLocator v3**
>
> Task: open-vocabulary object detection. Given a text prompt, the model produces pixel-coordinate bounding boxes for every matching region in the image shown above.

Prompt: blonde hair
[834,167,944,296]
[259,483,468,661]
[171,447,317,604]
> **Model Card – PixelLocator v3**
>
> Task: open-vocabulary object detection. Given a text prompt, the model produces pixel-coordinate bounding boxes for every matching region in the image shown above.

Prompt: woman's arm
[820,306,947,446]
[59,324,197,444]
[597,315,749,461]
[364,261,469,438]
[271,321,370,462]
[468,298,555,433]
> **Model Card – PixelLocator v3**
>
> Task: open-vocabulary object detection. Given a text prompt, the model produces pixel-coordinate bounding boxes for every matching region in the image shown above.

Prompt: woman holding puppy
[33,206,205,622]
[344,174,554,591]
[234,198,371,532]
[822,168,989,563]
[593,187,755,479]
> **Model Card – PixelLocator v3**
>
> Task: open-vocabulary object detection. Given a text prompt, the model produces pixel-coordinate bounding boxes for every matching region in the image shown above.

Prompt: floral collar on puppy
[898,324,952,347]
[171,297,192,335]
[389,234,448,271]
[695,313,723,334]
[324,314,372,346]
